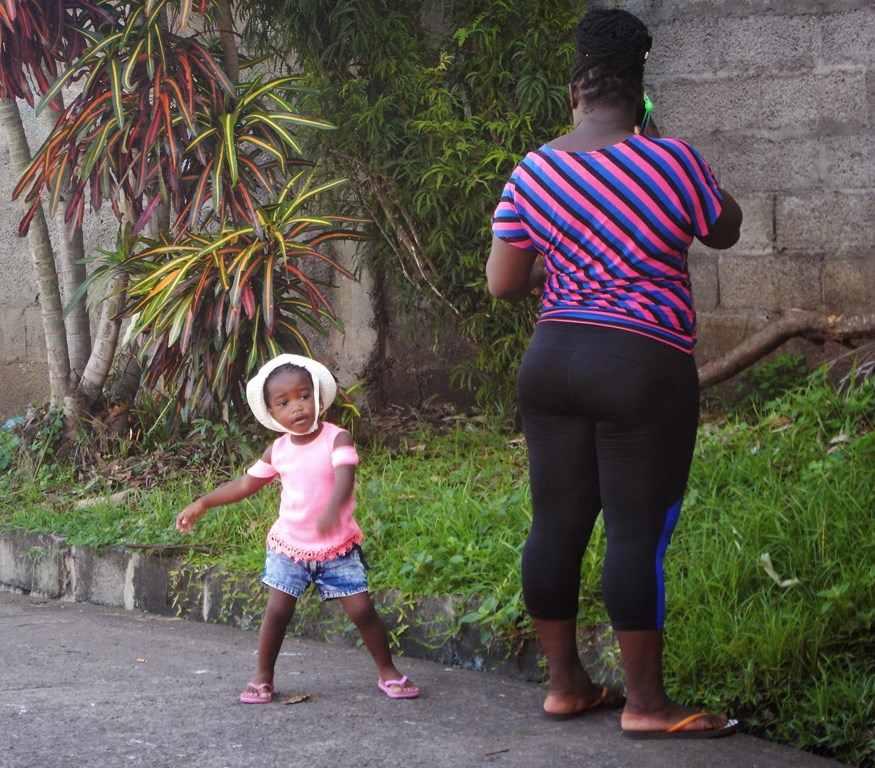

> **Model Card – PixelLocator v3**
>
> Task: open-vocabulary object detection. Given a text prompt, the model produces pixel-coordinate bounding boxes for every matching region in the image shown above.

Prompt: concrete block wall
[0,129,51,417]
[0,100,120,419]
[615,0,875,363]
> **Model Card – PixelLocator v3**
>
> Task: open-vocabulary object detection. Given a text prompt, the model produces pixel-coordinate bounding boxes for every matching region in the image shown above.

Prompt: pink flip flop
[239,681,275,704]
[377,675,420,699]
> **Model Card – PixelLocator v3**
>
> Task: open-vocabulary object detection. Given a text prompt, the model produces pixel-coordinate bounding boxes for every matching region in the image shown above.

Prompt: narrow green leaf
[109,58,125,129]
[246,114,302,154]
[261,111,335,131]
[219,113,238,186]
[167,299,191,347]
[212,148,225,218]
[262,253,275,332]
[184,126,218,155]
[238,135,287,170]
[237,76,307,108]
[211,336,237,394]
[123,38,146,89]
[78,121,115,183]
[275,318,311,352]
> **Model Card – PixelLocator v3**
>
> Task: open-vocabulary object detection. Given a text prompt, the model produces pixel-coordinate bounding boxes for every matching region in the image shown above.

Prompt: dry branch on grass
[698,310,875,389]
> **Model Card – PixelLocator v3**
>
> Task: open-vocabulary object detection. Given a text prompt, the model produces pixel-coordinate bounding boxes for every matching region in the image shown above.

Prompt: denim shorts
[261,545,370,601]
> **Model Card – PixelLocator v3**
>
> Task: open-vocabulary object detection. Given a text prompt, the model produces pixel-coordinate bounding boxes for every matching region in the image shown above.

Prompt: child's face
[265,368,317,434]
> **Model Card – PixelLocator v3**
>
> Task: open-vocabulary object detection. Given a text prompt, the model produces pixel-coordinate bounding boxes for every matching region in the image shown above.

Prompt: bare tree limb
[215,0,239,83]
[698,310,875,389]
[333,149,464,318]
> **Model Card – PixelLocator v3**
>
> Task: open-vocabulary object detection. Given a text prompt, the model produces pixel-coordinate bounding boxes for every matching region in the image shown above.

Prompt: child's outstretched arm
[315,431,358,535]
[176,446,275,533]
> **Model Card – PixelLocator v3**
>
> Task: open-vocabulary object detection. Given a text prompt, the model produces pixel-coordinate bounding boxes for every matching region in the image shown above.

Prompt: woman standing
[487,9,742,739]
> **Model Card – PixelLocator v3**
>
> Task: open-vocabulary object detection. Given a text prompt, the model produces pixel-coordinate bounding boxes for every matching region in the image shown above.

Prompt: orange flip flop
[624,712,741,739]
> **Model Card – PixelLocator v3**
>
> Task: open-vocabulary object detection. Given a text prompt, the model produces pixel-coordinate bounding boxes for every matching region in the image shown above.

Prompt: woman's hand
[529,255,547,297]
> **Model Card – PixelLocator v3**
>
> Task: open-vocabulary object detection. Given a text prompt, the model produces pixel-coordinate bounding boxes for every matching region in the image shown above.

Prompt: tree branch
[215,0,239,83]
[698,310,875,389]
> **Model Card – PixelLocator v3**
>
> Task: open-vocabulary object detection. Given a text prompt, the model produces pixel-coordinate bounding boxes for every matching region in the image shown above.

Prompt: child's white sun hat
[245,354,337,434]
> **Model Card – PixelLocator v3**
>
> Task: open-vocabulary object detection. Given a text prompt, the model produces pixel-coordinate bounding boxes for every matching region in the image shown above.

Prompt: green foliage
[240,0,585,410]
[732,353,810,415]
[356,426,533,637]
[14,1,238,234]
[676,373,875,766]
[2,374,873,764]
[0,428,19,474]
[5,408,71,490]
[113,175,365,419]
[9,0,360,420]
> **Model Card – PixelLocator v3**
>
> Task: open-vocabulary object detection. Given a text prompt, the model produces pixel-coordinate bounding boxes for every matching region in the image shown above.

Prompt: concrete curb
[0,529,621,685]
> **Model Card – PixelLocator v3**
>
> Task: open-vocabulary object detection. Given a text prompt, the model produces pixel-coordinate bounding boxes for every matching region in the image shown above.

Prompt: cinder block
[777,192,875,252]
[655,73,820,136]
[645,17,720,77]
[656,77,746,135]
[720,14,819,72]
[731,193,775,254]
[818,135,875,190]
[695,308,771,365]
[718,251,824,310]
[757,74,822,132]
[822,256,875,312]
[0,306,24,358]
[23,305,48,359]
[652,0,741,20]
[609,0,658,23]
[131,551,184,615]
[0,246,39,305]
[0,531,66,597]
[822,8,875,66]
[815,68,868,133]
[70,545,127,607]
[700,136,818,193]
[689,251,719,312]
[0,359,47,421]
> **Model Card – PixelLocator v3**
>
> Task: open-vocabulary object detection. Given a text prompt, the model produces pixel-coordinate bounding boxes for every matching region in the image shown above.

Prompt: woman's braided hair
[570,9,652,108]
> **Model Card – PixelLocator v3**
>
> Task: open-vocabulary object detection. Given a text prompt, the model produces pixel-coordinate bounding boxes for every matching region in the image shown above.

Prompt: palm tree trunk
[37,104,92,380]
[77,271,128,404]
[0,97,71,406]
[216,0,240,83]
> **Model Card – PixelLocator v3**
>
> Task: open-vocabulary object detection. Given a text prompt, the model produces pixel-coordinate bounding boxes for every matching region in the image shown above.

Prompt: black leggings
[517,322,699,631]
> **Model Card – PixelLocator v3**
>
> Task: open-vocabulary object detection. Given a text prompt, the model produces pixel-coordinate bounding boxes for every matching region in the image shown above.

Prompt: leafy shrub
[240,0,584,411]
[732,353,810,414]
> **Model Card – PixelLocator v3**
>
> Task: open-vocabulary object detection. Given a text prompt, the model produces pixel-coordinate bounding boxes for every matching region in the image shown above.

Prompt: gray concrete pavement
[0,591,844,768]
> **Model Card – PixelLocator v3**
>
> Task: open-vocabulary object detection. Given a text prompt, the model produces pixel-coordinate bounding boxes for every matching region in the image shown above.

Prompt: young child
[176,354,419,703]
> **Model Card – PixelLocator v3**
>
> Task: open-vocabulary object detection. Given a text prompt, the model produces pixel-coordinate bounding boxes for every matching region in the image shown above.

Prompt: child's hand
[315,507,340,536]
[177,501,206,533]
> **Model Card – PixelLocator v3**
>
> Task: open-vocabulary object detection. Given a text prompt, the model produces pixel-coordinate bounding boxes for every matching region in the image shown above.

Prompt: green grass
[1,371,873,765]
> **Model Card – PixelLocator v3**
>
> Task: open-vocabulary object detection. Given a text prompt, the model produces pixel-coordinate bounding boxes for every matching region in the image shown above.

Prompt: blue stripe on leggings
[655,498,683,629]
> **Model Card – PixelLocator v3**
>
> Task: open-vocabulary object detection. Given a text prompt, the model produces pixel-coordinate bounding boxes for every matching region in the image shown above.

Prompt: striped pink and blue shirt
[492,135,724,352]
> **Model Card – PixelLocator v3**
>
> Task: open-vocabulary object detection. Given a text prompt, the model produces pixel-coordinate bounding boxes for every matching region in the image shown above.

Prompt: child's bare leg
[246,587,297,690]
[339,592,417,694]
